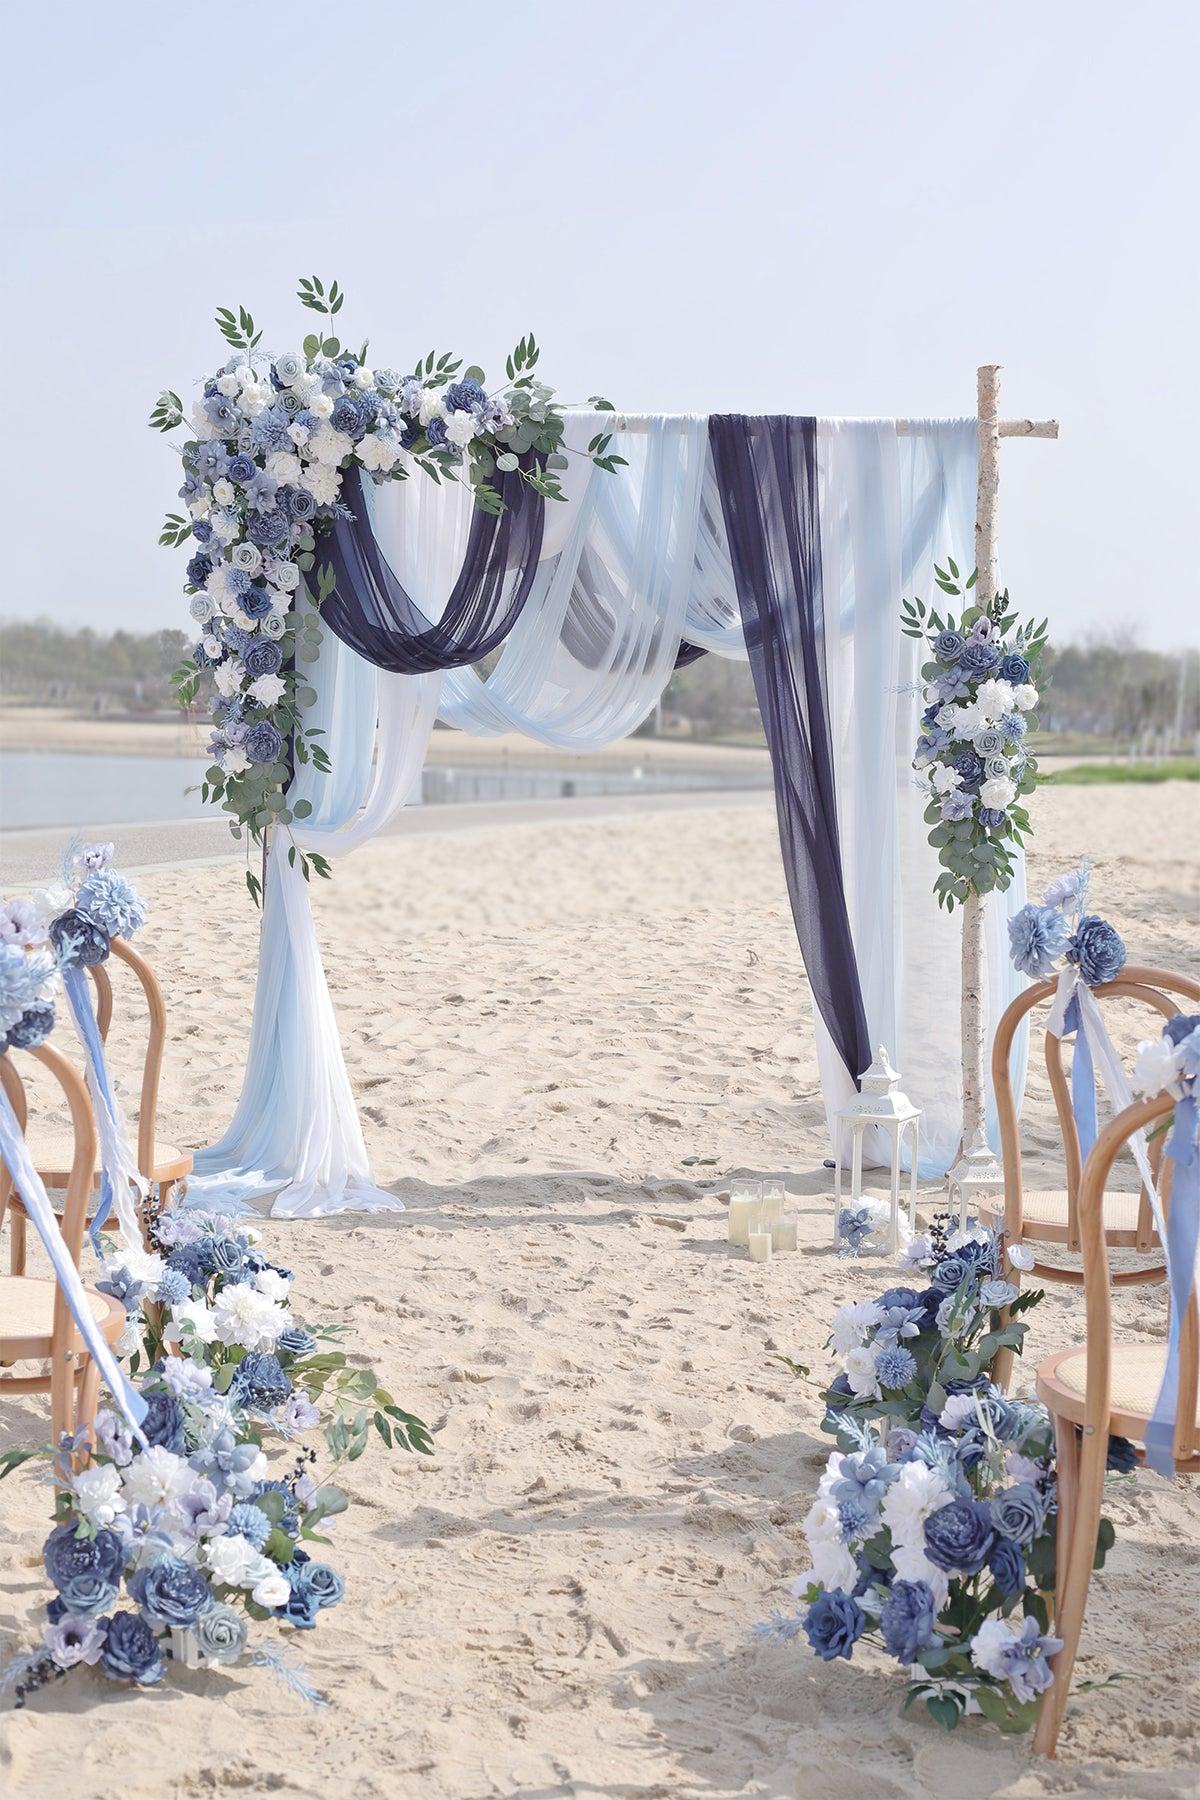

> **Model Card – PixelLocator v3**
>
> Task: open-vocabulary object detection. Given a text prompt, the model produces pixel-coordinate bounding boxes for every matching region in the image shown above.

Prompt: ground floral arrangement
[901,566,1048,910]
[153,276,619,898]
[762,1218,1128,1734]
[1,1206,432,1706]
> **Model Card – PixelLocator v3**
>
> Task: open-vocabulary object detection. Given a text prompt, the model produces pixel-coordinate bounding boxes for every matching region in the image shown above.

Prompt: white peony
[311,393,334,420]
[1133,1035,1182,1099]
[265,451,303,485]
[890,1538,950,1608]
[254,1267,290,1302]
[880,1460,952,1545]
[979,775,1017,811]
[445,410,478,450]
[249,673,287,708]
[930,762,963,796]
[102,1247,165,1291]
[251,1570,291,1609]
[973,677,1016,723]
[300,462,341,506]
[217,372,241,397]
[419,388,445,426]
[165,1298,219,1345]
[309,424,353,467]
[238,383,268,418]
[357,431,398,473]
[221,747,250,776]
[843,1345,880,1398]
[1012,683,1038,711]
[71,1461,126,1528]
[121,1446,196,1511]
[829,1299,884,1358]
[211,1282,291,1351]
[213,660,244,698]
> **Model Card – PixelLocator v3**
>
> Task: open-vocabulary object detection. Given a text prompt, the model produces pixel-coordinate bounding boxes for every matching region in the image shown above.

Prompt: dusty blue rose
[986,1536,1026,1598]
[425,417,448,448]
[803,1589,866,1661]
[185,552,213,588]
[1008,902,1070,978]
[953,749,985,790]
[194,1602,247,1664]
[973,727,1005,757]
[1066,915,1126,987]
[228,452,257,484]
[923,1498,996,1572]
[304,1562,344,1609]
[879,1580,938,1662]
[100,1611,166,1684]
[990,1482,1047,1547]
[129,1555,212,1629]
[287,487,316,521]
[278,1324,315,1357]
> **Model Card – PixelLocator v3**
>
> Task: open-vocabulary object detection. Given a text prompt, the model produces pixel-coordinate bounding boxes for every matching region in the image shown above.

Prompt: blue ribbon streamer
[1145,1093,1200,1478]
[61,964,116,1249]
[1061,991,1098,1164]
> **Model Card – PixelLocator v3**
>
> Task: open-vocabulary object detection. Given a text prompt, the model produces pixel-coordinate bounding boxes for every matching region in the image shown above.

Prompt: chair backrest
[85,935,167,1175]
[1,1041,98,1307]
[992,964,1200,1248]
[1077,1090,1199,1464]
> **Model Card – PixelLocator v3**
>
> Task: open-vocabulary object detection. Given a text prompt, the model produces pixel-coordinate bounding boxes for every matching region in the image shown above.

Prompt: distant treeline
[1,618,1194,746]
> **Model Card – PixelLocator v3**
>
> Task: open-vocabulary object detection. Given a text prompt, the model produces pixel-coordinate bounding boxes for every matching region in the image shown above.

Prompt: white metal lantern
[946,1128,1004,1230]
[833,1046,922,1257]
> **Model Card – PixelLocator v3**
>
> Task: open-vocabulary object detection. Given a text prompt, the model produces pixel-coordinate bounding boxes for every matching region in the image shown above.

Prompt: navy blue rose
[50,908,110,968]
[231,1350,293,1410]
[425,417,448,448]
[330,395,367,438]
[287,487,316,521]
[998,652,1030,683]
[45,1523,124,1609]
[445,377,487,413]
[248,507,292,548]
[958,640,1001,677]
[952,750,985,791]
[986,1536,1026,1599]
[100,1611,166,1685]
[185,552,213,589]
[239,584,274,621]
[1066,915,1127,987]
[913,1286,944,1328]
[278,1558,321,1630]
[244,721,284,766]
[129,1554,212,1630]
[228,452,257,484]
[7,1002,56,1050]
[923,1499,996,1573]
[243,640,283,680]
[277,1324,315,1358]
[191,518,213,545]
[803,1589,866,1661]
[140,1390,186,1453]
[879,1580,938,1662]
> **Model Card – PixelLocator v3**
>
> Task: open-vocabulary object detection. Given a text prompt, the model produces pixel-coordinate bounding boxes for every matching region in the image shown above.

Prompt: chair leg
[76,1359,102,1463]
[1050,1415,1080,1630]
[10,1210,26,1276]
[1033,1422,1107,1758]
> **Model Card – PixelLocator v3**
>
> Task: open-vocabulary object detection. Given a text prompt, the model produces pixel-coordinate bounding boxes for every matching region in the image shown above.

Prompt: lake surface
[2,750,772,831]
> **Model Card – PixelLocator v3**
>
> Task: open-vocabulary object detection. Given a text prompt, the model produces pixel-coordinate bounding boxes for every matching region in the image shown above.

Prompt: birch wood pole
[955,364,1003,1159]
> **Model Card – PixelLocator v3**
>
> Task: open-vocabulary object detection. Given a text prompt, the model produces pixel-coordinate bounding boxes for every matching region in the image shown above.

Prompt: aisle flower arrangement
[900,567,1048,911]
[1,1207,432,1706]
[763,1217,1123,1734]
[152,277,619,895]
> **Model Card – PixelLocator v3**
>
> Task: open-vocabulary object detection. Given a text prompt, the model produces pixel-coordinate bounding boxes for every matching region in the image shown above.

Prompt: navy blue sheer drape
[321,462,545,673]
[708,415,871,1084]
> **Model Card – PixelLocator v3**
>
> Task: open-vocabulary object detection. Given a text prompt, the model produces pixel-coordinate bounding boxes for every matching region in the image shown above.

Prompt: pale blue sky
[2,1,1196,648]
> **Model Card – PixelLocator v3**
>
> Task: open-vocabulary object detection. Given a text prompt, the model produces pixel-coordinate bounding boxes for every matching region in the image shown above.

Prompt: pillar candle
[771,1217,798,1253]
[747,1229,772,1263]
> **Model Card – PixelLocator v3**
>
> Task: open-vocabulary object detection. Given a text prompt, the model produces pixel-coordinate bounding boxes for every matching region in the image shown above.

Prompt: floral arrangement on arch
[1,1206,432,1706]
[901,566,1048,911]
[761,1218,1126,1734]
[151,277,620,899]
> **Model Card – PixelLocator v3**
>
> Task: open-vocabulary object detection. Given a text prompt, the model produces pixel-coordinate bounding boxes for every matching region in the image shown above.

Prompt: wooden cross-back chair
[7,935,192,1272]
[1032,1089,1198,1758]
[0,1043,126,1455]
[982,963,1200,1272]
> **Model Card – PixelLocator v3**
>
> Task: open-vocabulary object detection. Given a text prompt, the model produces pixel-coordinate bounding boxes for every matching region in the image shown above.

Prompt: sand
[1,782,1198,1799]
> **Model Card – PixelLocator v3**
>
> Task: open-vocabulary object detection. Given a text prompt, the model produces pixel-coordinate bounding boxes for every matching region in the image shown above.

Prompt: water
[2,749,771,831]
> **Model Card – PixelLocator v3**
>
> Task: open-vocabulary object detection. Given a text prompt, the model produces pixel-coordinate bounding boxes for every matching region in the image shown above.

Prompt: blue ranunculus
[140,1390,186,1453]
[239,585,274,621]
[7,1002,56,1050]
[1007,902,1071,979]
[990,1482,1047,1548]
[978,807,1007,829]
[44,1522,124,1598]
[803,1589,866,1661]
[244,721,285,766]
[228,452,257,484]
[923,1498,996,1572]
[425,417,448,448]
[231,1350,293,1410]
[998,652,1030,683]
[929,1253,969,1294]
[248,507,292,549]
[244,640,283,680]
[878,1579,938,1662]
[1067,915,1127,987]
[933,629,965,663]
[958,640,1001,677]
[444,377,488,414]
[986,1536,1026,1598]
[129,1554,212,1629]
[100,1611,166,1684]
[50,908,110,969]
[952,750,985,790]
[330,394,367,438]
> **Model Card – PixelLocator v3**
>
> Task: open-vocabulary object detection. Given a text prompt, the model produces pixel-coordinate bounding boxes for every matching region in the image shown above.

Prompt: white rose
[352,366,375,388]
[445,410,478,450]
[251,1571,291,1609]
[70,1462,126,1528]
[217,372,241,397]
[165,1297,219,1345]
[419,388,445,426]
[204,1532,266,1589]
[979,774,1017,810]
[930,762,963,796]
[201,634,222,660]
[1006,1242,1036,1271]
[1133,1035,1182,1099]
[311,393,334,419]
[1013,683,1038,711]
[189,498,212,521]
[288,422,312,446]
[230,541,262,575]
[261,611,287,640]
[212,478,235,507]
[271,560,301,592]
[934,703,959,731]
[250,673,287,708]
[843,1345,880,1397]
[265,451,303,485]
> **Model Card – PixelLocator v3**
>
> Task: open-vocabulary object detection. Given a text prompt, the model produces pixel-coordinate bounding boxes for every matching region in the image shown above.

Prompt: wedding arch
[182,381,1055,1219]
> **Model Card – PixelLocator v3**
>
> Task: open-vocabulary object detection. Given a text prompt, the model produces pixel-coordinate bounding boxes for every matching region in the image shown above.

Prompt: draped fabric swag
[190,413,1029,1217]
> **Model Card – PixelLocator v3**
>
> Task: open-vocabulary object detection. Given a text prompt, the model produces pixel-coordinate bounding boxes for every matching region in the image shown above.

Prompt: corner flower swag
[901,566,1048,911]
[1133,1011,1200,1476]
[761,1217,1126,1734]
[0,1206,432,1707]
[153,275,620,900]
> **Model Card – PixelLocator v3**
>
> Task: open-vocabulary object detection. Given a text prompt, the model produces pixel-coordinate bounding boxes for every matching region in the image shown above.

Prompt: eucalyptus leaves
[901,563,1049,910]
